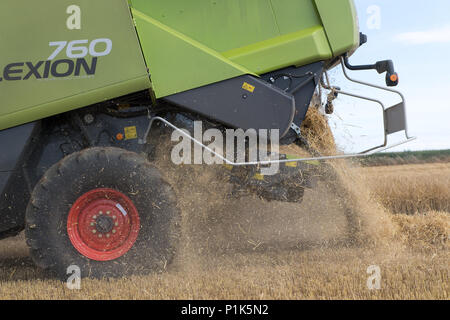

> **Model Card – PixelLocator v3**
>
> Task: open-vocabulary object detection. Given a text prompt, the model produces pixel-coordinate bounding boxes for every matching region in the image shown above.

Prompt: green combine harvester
[0,0,414,278]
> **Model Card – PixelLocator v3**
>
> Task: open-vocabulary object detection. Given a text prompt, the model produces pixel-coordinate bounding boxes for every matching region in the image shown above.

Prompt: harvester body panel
[0,0,150,131]
[0,0,359,131]
[131,0,359,98]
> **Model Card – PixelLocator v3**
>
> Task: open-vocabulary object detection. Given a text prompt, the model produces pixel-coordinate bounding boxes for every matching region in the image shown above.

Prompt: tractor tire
[25,147,179,279]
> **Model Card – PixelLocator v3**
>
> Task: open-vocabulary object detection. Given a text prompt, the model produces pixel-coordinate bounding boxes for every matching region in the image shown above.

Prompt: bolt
[92,230,97,234]
[99,211,103,215]
[115,222,119,227]
[93,215,97,219]
[112,216,116,220]
[112,229,116,234]
[90,222,94,226]
[106,211,111,215]
[84,114,95,125]
[98,234,102,238]
[106,234,110,238]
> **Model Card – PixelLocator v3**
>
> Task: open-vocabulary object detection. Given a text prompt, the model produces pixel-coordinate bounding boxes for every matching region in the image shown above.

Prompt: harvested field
[0,238,448,300]
[363,163,450,214]
[0,162,448,300]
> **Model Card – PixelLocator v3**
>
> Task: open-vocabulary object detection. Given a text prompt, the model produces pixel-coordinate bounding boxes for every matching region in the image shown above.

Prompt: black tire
[25,147,179,279]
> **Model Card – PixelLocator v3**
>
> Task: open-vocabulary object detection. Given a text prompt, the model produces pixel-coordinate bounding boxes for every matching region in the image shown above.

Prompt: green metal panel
[131,9,254,98]
[130,0,336,98]
[223,0,333,73]
[0,0,360,130]
[269,0,323,35]
[0,0,150,131]
[133,0,281,53]
[222,27,331,74]
[314,0,360,55]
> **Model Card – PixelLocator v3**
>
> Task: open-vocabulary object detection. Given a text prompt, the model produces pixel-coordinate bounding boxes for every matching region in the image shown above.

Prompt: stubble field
[0,162,448,300]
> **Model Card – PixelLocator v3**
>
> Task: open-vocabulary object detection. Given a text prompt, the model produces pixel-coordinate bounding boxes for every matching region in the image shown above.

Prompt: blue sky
[328,0,450,152]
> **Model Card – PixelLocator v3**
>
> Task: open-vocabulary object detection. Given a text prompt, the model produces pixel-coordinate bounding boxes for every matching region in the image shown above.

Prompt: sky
[328,0,450,153]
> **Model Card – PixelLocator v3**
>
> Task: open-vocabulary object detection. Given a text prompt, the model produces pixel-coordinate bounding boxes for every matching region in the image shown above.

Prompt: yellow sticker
[124,126,138,140]
[223,164,233,171]
[285,162,298,168]
[242,82,255,93]
[253,173,265,181]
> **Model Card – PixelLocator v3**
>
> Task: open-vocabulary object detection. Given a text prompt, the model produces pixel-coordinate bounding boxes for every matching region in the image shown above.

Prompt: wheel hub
[95,215,114,234]
[67,188,140,261]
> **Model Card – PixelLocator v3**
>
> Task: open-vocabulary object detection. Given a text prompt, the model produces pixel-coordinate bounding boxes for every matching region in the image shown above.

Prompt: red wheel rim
[67,188,140,261]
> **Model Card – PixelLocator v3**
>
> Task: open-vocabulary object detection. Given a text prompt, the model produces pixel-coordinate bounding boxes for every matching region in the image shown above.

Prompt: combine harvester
[0,0,414,278]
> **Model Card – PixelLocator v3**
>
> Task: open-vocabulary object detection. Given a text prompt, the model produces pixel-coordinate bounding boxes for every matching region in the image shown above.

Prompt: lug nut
[84,114,94,125]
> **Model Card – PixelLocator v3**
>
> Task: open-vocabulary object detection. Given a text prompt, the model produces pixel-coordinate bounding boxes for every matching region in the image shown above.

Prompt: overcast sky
[328,0,450,153]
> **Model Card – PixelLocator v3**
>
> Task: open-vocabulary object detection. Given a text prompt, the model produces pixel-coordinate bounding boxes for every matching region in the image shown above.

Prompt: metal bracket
[320,57,416,154]
[290,123,301,136]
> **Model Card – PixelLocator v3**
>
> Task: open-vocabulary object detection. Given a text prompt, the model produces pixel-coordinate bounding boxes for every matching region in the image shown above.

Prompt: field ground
[0,162,448,300]
[362,163,450,214]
